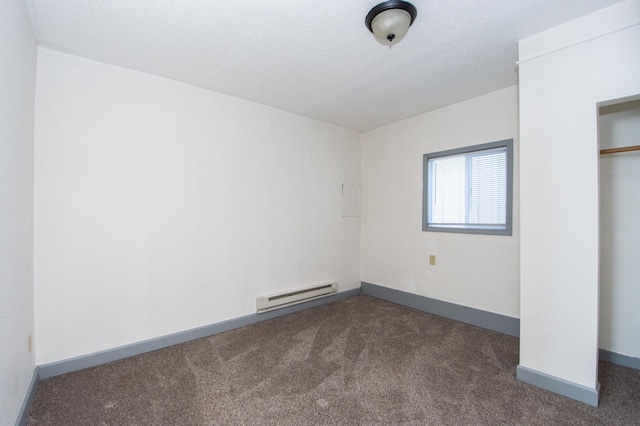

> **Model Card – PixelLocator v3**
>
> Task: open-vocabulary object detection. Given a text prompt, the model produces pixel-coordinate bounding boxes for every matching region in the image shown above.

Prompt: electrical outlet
[28,333,32,353]
[429,255,436,266]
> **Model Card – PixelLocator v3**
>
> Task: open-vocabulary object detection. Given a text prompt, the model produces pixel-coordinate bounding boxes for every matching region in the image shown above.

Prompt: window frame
[422,139,513,236]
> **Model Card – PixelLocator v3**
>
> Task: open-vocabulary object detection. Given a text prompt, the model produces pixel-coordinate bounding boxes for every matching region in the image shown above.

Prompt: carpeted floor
[27,296,640,425]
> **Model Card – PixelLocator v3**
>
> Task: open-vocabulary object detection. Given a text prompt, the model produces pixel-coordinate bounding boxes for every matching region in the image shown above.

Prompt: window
[423,139,513,235]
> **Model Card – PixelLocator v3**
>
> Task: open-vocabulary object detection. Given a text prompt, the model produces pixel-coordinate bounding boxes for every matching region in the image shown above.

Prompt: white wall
[0,0,37,423]
[599,100,640,358]
[34,48,361,365]
[518,0,640,391]
[361,86,520,318]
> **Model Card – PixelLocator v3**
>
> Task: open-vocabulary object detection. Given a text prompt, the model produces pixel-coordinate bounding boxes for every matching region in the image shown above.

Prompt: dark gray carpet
[27,296,640,425]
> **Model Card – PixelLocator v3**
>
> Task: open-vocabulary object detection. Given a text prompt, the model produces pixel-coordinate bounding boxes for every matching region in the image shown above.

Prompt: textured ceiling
[26,0,623,133]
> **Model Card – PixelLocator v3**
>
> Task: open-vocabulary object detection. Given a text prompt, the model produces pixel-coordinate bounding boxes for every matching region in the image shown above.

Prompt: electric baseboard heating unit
[256,282,337,313]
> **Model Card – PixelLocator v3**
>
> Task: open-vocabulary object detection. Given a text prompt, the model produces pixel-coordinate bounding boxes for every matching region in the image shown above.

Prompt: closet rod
[600,145,640,155]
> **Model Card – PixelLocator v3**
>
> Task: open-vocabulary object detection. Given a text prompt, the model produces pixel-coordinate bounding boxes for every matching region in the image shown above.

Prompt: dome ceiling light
[365,0,418,46]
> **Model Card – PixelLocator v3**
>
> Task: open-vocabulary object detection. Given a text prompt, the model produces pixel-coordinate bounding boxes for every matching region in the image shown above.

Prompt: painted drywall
[0,0,37,423]
[361,86,520,318]
[599,100,640,359]
[33,48,361,364]
[518,0,640,391]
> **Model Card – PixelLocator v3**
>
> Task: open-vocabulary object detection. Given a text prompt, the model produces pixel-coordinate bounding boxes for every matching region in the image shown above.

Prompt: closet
[598,98,640,364]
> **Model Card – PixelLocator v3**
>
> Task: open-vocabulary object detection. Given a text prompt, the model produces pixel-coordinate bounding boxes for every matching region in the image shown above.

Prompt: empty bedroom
[1,0,639,424]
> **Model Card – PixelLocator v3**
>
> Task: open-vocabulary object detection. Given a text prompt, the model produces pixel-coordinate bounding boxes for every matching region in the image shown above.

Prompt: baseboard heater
[256,282,337,313]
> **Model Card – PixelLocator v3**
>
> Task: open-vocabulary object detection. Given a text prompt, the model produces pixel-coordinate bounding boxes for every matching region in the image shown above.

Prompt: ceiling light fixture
[365,0,417,46]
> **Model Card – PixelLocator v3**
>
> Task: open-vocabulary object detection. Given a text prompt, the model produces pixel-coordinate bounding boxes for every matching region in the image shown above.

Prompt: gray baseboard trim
[361,281,519,337]
[38,288,360,380]
[599,349,640,370]
[15,367,40,426]
[517,365,600,407]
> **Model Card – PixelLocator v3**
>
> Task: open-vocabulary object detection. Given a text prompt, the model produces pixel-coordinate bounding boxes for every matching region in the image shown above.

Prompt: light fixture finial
[365,1,418,46]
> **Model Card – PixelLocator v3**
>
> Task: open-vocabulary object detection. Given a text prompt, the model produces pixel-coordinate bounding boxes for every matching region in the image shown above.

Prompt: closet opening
[598,96,640,371]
